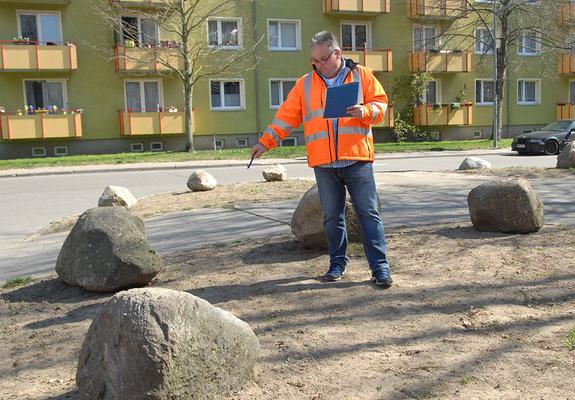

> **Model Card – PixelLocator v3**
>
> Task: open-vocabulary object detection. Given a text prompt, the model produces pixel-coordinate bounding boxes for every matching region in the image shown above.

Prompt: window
[236,138,248,147]
[413,25,437,51]
[121,16,159,46]
[150,141,163,151]
[281,137,297,147]
[130,143,144,152]
[24,80,66,111]
[208,18,241,48]
[54,146,68,156]
[424,80,439,104]
[125,80,162,112]
[214,138,225,149]
[210,80,244,110]
[475,28,493,54]
[518,31,540,55]
[18,12,61,43]
[270,79,296,108]
[32,147,47,157]
[473,130,482,138]
[475,79,495,105]
[268,19,300,51]
[517,79,540,104]
[570,81,575,103]
[341,22,369,50]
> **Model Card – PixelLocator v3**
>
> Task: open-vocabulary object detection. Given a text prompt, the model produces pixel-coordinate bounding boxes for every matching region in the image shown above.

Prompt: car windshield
[541,121,573,132]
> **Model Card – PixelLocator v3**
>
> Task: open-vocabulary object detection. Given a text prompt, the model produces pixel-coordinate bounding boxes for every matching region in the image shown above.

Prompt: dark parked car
[512,120,575,155]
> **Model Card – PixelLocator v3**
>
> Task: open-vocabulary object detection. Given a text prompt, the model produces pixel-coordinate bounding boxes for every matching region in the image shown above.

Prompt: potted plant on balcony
[124,39,136,48]
[432,102,442,111]
[12,36,30,45]
[449,102,461,111]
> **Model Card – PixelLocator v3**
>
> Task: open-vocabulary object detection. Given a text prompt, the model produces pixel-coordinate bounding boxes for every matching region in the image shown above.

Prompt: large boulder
[98,185,137,208]
[291,185,372,249]
[262,164,287,182]
[458,157,492,170]
[187,170,217,191]
[56,207,162,292]
[467,179,544,233]
[557,142,575,169]
[77,288,260,400]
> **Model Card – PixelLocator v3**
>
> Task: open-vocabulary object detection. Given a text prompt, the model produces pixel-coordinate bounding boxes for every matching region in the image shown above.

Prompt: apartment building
[0,0,572,159]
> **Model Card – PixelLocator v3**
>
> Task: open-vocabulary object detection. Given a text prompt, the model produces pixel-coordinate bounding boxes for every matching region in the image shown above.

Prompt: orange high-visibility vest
[259,60,388,167]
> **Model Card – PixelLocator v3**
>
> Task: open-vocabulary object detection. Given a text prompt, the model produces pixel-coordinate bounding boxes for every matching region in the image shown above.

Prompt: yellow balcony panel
[343,48,392,72]
[558,53,575,74]
[373,105,394,128]
[557,104,575,120]
[409,50,471,73]
[413,103,473,126]
[560,3,575,25]
[115,46,183,72]
[0,42,77,71]
[0,113,82,140]
[120,111,184,136]
[323,0,390,15]
[408,0,467,19]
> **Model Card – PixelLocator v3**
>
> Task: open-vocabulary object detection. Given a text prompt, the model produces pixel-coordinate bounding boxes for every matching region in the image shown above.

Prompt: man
[251,31,392,288]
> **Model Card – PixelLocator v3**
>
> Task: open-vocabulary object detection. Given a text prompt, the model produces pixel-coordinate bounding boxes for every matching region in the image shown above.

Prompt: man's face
[310,43,341,78]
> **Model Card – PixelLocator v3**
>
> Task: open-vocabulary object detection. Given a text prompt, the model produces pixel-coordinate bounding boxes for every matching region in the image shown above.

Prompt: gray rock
[467,179,544,233]
[262,164,287,182]
[291,184,372,249]
[77,288,259,400]
[98,185,137,208]
[187,170,217,191]
[458,157,492,170]
[56,207,162,292]
[557,142,575,169]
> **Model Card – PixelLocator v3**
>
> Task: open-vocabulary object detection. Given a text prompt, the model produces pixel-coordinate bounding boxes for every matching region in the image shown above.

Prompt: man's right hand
[251,143,268,159]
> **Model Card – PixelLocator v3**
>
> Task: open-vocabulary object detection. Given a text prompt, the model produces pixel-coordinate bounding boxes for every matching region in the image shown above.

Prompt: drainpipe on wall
[252,0,262,140]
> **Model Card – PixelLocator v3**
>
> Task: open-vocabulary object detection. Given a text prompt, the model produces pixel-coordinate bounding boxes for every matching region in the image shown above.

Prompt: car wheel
[544,140,559,155]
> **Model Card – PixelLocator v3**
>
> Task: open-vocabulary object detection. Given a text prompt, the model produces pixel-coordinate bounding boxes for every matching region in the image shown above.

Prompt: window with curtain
[475,80,495,104]
[341,23,368,50]
[207,19,240,48]
[268,20,299,50]
[210,80,244,110]
[24,80,66,110]
[125,81,161,112]
[140,19,158,46]
[270,79,296,108]
[518,80,539,104]
[121,17,158,46]
[424,81,438,104]
[519,32,540,55]
[475,28,493,54]
[413,26,437,51]
[19,12,62,43]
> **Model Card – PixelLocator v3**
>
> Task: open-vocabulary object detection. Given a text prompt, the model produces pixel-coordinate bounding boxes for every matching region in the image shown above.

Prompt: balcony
[0,41,77,71]
[109,0,168,6]
[0,111,82,140]
[409,50,471,73]
[114,46,183,72]
[408,0,467,19]
[558,53,575,74]
[413,103,473,126]
[560,3,575,25]
[323,0,390,15]
[557,103,575,120]
[343,48,392,72]
[119,110,184,136]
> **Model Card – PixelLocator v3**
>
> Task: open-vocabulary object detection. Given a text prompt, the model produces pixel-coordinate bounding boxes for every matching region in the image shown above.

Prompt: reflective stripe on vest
[272,118,295,133]
[264,127,282,144]
[304,130,329,144]
[303,109,323,123]
[338,126,372,136]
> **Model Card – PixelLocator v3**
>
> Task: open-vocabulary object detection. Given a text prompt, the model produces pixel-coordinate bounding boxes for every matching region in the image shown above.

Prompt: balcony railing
[0,41,78,71]
[343,48,392,72]
[557,103,575,120]
[413,103,473,126]
[114,45,183,72]
[0,111,83,140]
[119,110,185,136]
[558,53,575,74]
[408,0,467,18]
[409,50,471,73]
[323,0,390,14]
[560,3,575,25]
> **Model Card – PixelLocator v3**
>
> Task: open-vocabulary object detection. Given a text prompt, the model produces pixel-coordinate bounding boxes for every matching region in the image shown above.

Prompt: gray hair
[311,31,340,51]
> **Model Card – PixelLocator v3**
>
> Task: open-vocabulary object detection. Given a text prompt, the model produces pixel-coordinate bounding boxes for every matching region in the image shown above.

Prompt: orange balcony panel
[0,43,77,71]
[409,50,471,73]
[558,53,575,74]
[115,46,183,72]
[323,0,390,14]
[560,3,575,25]
[0,113,82,140]
[413,103,473,126]
[557,104,575,120]
[120,111,184,136]
[408,0,467,18]
[343,48,392,72]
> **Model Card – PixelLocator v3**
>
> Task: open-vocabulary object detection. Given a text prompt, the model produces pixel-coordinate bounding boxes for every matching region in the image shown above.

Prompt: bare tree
[94,0,260,151]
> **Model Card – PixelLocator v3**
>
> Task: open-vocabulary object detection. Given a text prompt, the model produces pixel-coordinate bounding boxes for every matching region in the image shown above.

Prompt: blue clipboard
[323,81,360,119]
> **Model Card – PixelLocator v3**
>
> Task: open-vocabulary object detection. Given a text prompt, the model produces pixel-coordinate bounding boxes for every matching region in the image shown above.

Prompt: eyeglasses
[310,49,336,65]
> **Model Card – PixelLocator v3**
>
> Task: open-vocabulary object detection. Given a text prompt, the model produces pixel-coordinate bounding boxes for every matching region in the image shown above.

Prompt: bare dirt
[2,220,574,399]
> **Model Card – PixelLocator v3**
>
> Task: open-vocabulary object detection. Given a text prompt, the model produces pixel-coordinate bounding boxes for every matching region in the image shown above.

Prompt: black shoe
[371,270,392,288]
[324,264,347,281]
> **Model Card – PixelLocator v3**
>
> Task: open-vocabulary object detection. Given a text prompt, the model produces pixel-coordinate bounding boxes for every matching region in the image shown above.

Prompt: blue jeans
[313,161,390,276]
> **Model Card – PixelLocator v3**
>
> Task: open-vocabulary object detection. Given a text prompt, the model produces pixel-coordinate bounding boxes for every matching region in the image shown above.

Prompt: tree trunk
[184,84,194,152]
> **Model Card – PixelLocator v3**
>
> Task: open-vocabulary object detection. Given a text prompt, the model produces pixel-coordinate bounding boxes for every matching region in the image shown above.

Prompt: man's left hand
[346,104,364,119]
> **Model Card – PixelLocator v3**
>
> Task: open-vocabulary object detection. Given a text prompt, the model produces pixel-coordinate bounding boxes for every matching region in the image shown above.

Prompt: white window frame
[54,145,68,156]
[475,79,495,105]
[269,78,296,109]
[267,19,301,51]
[517,79,540,105]
[123,79,164,112]
[32,147,47,157]
[236,138,248,147]
[340,21,371,51]
[207,17,242,49]
[130,143,144,152]
[17,10,63,43]
[413,25,438,52]
[150,141,164,151]
[281,137,298,147]
[474,27,493,55]
[209,78,245,111]
[423,79,441,104]
[22,78,68,110]
[518,31,541,56]
[119,15,160,46]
